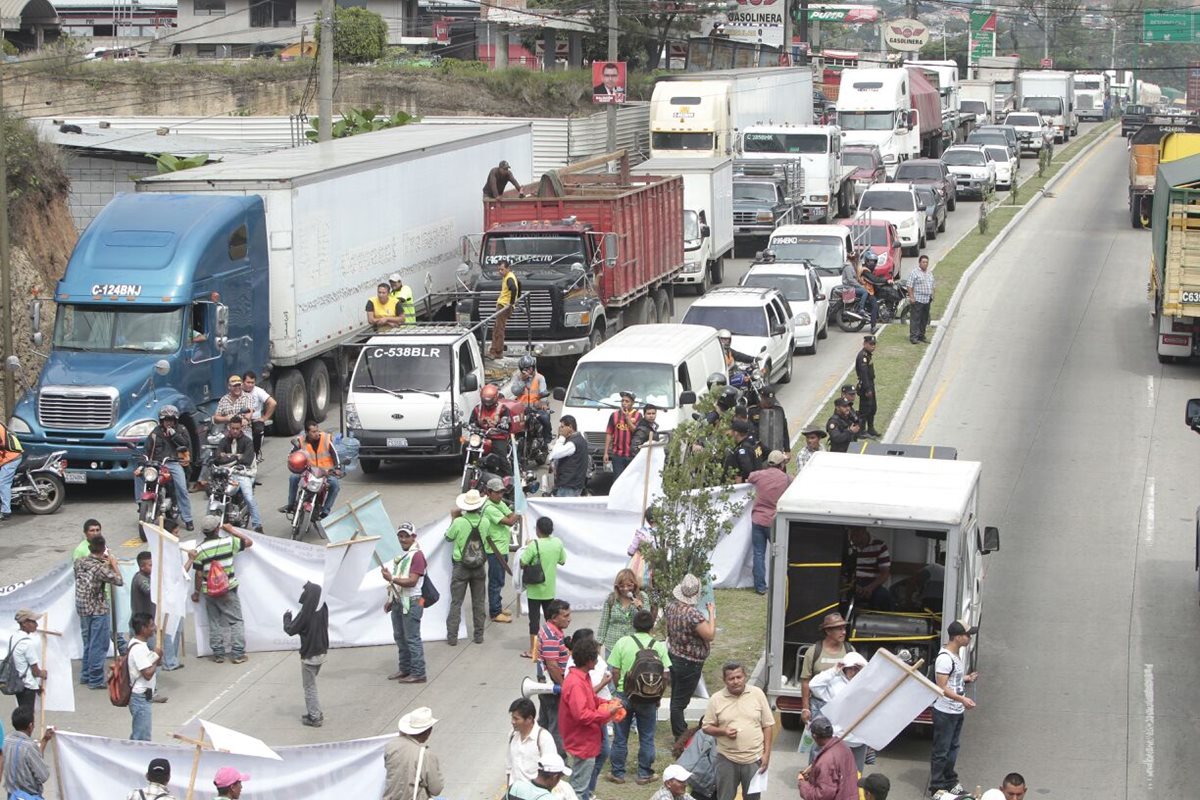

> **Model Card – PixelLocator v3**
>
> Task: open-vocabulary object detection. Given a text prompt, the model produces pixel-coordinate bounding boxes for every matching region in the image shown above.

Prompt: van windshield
[53,305,184,353]
[767,234,843,271]
[352,344,451,394]
[566,362,675,409]
[1023,97,1062,115]
[682,305,768,337]
[860,191,915,211]
[838,110,896,130]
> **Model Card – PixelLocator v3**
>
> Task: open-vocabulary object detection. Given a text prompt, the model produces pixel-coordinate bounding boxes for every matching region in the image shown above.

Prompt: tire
[779,352,793,383]
[837,308,867,333]
[301,359,331,423]
[460,467,475,493]
[1137,196,1152,230]
[712,257,725,285]
[919,234,927,251]
[699,264,712,295]
[588,325,605,352]
[137,499,156,540]
[948,194,957,212]
[23,473,64,515]
[928,225,938,241]
[291,506,313,541]
[817,320,828,340]
[938,215,946,233]
[653,288,671,325]
[630,296,652,327]
[359,457,380,474]
[802,335,817,356]
[1131,198,1143,229]
[273,368,306,436]
[904,244,919,257]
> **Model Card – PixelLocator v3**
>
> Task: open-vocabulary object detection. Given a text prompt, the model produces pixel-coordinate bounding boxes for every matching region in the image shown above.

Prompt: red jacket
[559,666,609,758]
[799,740,859,800]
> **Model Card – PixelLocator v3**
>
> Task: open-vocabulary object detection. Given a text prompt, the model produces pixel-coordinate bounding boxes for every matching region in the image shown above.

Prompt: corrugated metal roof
[30,115,302,146]
[34,118,281,157]
[50,0,174,8]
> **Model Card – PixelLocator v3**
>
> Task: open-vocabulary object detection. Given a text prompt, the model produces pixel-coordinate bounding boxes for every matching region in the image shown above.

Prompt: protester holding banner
[188,518,254,665]
[383,523,427,684]
[3,706,53,797]
[73,535,123,689]
[7,610,46,711]
[132,551,181,672]
[282,581,329,727]
[807,652,869,770]
[384,707,445,800]
[127,613,163,741]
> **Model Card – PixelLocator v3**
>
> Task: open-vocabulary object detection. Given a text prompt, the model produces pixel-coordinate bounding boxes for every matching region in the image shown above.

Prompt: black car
[914,184,947,240]
[892,158,958,212]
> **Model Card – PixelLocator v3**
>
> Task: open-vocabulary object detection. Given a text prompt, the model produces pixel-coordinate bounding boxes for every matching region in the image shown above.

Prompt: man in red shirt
[746,450,793,595]
[560,636,619,797]
[797,717,859,800]
[604,391,642,479]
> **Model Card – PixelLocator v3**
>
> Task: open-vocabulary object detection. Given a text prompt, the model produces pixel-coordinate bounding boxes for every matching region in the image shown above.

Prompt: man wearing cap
[797,716,857,800]
[604,391,642,479]
[839,385,864,430]
[650,765,696,800]
[723,419,761,482]
[825,399,860,453]
[74,534,123,689]
[799,613,855,726]
[125,757,175,800]
[795,426,826,472]
[489,260,521,359]
[506,753,571,800]
[859,773,890,800]
[536,599,572,756]
[382,523,427,683]
[929,621,979,798]
[808,652,869,770]
[665,575,715,739]
[855,336,880,438]
[8,610,47,711]
[384,707,445,800]
[188,518,254,664]
[213,766,249,799]
[445,490,490,645]
[484,160,523,199]
[482,477,518,624]
[746,451,792,595]
[213,374,254,432]
[388,273,416,326]
[700,662,773,800]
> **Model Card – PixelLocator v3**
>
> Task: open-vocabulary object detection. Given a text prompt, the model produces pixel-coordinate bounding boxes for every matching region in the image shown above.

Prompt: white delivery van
[561,324,724,463]
[344,325,484,472]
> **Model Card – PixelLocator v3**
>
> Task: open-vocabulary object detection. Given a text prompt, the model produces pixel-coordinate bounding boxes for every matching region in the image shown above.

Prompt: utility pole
[605,0,617,153]
[318,0,334,142]
[0,71,12,417]
[796,0,808,63]
[1043,0,1049,61]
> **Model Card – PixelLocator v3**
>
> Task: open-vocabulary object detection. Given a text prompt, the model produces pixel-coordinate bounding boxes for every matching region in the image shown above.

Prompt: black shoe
[279,505,294,514]
[253,525,264,533]
[919,335,929,343]
[185,521,194,531]
[910,338,919,344]
[1,513,11,521]
[866,429,882,438]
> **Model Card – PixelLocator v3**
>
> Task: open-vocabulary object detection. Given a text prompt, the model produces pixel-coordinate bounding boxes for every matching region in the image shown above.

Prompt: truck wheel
[359,457,380,474]
[273,368,307,436]
[301,359,331,423]
[588,326,605,352]
[699,264,712,295]
[653,289,671,325]
[713,257,725,285]
[1131,199,1143,229]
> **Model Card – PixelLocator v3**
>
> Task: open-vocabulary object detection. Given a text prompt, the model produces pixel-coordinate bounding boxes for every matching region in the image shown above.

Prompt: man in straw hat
[665,575,716,739]
[799,613,855,726]
[795,426,826,472]
[445,489,489,646]
[8,609,46,711]
[384,707,445,800]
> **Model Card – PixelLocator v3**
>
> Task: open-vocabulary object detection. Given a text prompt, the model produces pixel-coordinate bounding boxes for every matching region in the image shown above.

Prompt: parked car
[680,286,796,383]
[843,144,887,196]
[913,184,947,240]
[840,217,904,281]
[856,183,926,256]
[740,260,829,355]
[892,158,958,211]
[984,144,1017,189]
[1004,112,1056,156]
[942,144,997,199]
[966,130,1015,161]
[977,124,1020,156]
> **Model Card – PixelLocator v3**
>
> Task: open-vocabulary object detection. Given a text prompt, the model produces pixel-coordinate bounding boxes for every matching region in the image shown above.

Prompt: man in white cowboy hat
[384,707,445,800]
[506,752,572,800]
[8,609,47,712]
[665,575,715,739]
[445,489,490,646]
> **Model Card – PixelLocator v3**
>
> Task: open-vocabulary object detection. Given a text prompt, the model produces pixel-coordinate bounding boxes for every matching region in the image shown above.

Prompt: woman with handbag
[519,516,567,659]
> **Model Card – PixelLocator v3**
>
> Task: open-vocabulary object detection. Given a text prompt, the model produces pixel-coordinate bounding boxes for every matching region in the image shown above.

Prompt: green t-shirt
[481,499,513,552]
[445,512,486,562]
[608,632,672,693]
[519,536,565,601]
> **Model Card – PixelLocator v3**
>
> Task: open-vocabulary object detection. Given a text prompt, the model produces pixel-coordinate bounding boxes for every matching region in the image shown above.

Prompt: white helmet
[717,328,732,341]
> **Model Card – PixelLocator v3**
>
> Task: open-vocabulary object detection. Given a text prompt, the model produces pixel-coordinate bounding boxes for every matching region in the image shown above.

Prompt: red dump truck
[466,153,684,362]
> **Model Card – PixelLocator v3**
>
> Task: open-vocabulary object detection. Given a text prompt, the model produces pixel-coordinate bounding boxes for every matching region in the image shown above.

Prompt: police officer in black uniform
[855,335,880,438]
[724,418,761,481]
[825,398,861,453]
[839,384,864,430]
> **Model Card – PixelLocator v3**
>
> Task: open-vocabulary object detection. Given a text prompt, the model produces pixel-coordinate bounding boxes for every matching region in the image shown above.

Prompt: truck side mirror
[980,526,1001,554]
[214,303,229,351]
[28,299,41,336]
[552,387,566,401]
[700,224,711,238]
[604,233,619,270]
[679,390,697,405]
[462,373,479,392]
[1187,398,1200,431]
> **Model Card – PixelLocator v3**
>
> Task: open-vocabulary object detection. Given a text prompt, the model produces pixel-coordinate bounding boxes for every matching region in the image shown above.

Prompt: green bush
[1,114,69,219]
[1,39,17,56]
[317,7,387,64]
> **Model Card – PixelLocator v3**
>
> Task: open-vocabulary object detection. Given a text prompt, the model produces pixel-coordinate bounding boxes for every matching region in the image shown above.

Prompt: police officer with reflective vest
[826,398,861,453]
[281,421,342,518]
[724,418,761,481]
[387,272,416,326]
[855,335,880,438]
[509,354,550,444]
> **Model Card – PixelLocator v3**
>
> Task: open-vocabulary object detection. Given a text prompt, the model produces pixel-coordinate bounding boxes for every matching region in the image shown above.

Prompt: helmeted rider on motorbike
[135,404,194,531]
[842,253,868,314]
[509,354,551,445]
[718,328,755,373]
[281,421,343,519]
[470,384,513,460]
[858,251,886,332]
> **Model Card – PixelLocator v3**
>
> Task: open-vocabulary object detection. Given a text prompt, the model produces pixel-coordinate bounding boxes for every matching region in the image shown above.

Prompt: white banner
[54,729,389,800]
[821,649,943,750]
[0,562,83,660]
[606,446,667,513]
[142,522,192,634]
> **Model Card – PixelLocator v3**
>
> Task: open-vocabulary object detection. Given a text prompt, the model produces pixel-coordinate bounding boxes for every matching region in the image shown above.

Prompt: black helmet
[707,372,728,390]
[861,250,879,267]
[518,354,536,371]
[717,386,739,409]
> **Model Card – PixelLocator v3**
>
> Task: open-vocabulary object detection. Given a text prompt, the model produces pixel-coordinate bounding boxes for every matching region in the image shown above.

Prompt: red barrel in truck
[464,152,684,363]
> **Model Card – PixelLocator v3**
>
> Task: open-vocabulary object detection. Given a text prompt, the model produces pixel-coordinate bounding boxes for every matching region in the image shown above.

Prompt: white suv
[941,144,997,200]
[857,183,926,256]
[739,260,829,355]
[681,286,796,383]
[1004,112,1055,154]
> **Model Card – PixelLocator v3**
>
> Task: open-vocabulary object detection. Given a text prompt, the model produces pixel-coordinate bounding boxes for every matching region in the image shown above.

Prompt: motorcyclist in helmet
[706,371,728,392]
[705,385,742,426]
[718,328,755,371]
[858,251,885,332]
[134,405,194,531]
[841,251,869,315]
[470,383,513,459]
[509,354,551,444]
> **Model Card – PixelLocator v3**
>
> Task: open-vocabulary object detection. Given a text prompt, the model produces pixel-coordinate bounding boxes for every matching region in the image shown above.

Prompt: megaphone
[521,676,556,698]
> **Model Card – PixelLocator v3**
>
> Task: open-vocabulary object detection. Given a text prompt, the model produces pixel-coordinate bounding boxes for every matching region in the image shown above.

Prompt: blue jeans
[751,523,770,594]
[148,631,181,670]
[930,708,965,791]
[586,723,610,800]
[610,455,632,479]
[0,455,21,514]
[487,552,506,618]
[552,486,582,497]
[288,473,341,515]
[134,460,192,524]
[609,695,657,780]
[81,613,112,688]
[233,474,261,528]
[129,690,152,740]
[391,601,426,678]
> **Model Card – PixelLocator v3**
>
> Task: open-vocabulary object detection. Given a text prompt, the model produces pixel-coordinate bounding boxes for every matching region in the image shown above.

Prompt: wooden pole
[174,728,209,800]
[155,530,165,637]
[38,612,48,734]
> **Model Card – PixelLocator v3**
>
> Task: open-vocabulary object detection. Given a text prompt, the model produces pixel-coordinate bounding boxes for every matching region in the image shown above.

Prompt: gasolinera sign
[883,17,931,51]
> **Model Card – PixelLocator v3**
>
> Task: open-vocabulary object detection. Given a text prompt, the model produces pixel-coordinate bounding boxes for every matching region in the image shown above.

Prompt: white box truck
[959,78,1008,124]
[1018,70,1078,142]
[974,56,1020,108]
[650,67,813,160]
[740,123,858,222]
[766,448,1000,729]
[631,157,734,294]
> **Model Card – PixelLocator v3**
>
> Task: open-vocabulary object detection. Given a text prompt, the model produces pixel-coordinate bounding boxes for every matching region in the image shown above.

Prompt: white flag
[820,648,943,750]
[141,522,191,632]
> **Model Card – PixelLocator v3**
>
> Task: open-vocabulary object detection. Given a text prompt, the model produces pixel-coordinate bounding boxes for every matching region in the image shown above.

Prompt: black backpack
[460,518,486,569]
[624,634,666,703]
[0,635,29,695]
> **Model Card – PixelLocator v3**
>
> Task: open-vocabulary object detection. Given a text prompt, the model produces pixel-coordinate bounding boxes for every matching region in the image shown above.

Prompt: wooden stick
[155,530,165,637]
[326,535,381,549]
[184,741,203,800]
[38,612,48,735]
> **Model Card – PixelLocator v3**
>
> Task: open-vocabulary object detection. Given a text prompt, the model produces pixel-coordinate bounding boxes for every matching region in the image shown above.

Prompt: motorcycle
[206,463,253,529]
[10,449,68,515]
[136,456,182,539]
[729,357,769,409]
[460,424,514,499]
[288,453,331,541]
[514,394,552,467]
[829,286,869,332]
[872,279,910,324]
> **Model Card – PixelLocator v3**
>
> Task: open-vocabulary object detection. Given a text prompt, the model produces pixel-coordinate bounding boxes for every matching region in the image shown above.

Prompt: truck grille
[479,290,555,330]
[734,211,761,226]
[38,389,116,430]
[584,432,606,453]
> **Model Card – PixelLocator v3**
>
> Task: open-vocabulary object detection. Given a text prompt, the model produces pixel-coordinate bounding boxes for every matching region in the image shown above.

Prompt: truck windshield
[768,235,843,268]
[1023,97,1062,115]
[994,81,1015,96]
[860,191,915,211]
[960,100,987,116]
[734,183,777,202]
[652,131,715,151]
[683,210,701,242]
[837,111,895,131]
[842,151,876,169]
[743,132,828,154]
[681,305,768,337]
[483,235,586,271]
[1076,80,1101,90]
[352,344,451,394]
[942,151,986,166]
[742,272,810,302]
[53,305,184,353]
[566,362,675,409]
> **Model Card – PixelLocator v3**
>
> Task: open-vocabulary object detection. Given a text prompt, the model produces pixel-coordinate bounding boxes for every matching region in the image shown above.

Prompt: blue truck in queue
[9,122,531,481]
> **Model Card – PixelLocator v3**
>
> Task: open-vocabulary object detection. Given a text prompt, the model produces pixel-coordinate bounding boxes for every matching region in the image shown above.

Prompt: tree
[147,153,209,173]
[317,6,387,64]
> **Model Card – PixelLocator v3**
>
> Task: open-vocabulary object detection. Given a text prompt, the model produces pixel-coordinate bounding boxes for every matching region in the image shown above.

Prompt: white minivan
[561,324,725,462]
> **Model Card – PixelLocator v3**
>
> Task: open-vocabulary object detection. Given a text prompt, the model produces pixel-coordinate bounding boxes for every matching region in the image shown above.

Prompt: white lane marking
[182,661,265,727]
[1143,663,1155,789]
[1147,375,1155,408]
[1145,477,1156,547]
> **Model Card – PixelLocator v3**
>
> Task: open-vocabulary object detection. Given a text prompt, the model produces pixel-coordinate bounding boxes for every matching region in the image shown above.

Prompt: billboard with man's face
[592,61,627,104]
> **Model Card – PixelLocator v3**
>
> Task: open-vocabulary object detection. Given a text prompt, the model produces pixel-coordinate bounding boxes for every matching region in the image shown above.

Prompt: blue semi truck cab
[10,193,270,480]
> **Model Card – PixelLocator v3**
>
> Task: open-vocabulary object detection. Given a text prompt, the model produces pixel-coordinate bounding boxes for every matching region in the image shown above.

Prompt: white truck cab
[741,124,857,222]
[344,325,483,472]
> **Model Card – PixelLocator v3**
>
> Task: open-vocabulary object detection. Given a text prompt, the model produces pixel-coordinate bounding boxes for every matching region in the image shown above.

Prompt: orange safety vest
[518,374,541,405]
[302,433,336,469]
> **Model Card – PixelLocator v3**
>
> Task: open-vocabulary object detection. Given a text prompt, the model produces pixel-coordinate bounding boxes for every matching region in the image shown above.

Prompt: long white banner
[54,729,389,799]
